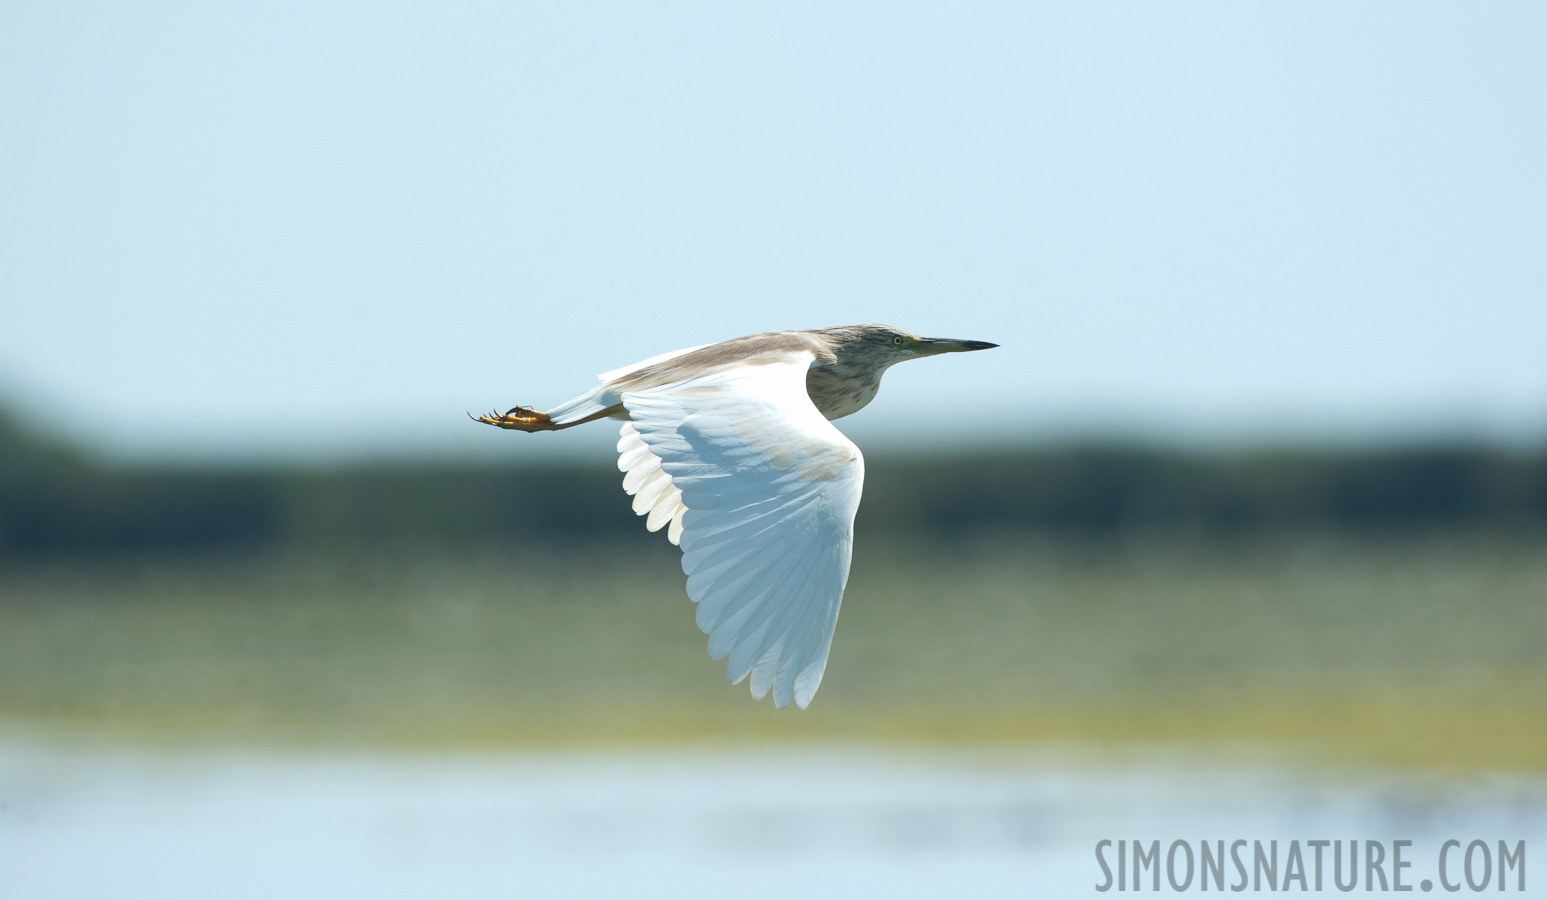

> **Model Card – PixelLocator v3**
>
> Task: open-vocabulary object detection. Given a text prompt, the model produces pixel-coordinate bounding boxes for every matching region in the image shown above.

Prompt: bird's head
[820,324,998,372]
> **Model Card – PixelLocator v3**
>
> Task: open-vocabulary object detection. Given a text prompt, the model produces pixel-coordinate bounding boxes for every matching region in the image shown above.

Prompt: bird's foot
[470,405,558,432]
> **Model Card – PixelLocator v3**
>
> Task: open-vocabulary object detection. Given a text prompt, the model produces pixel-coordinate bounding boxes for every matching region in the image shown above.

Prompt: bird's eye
[891,336,904,347]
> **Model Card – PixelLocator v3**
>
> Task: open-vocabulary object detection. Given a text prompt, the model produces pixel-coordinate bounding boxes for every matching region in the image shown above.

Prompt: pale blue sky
[1,2,1542,461]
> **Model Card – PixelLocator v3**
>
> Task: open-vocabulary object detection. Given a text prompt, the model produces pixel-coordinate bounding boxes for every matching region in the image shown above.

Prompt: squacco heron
[474,324,997,709]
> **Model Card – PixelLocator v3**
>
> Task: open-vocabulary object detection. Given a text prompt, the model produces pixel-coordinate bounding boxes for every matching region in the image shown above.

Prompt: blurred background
[2,2,1545,897]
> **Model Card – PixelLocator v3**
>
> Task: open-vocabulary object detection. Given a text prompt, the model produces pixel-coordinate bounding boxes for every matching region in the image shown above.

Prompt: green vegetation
[2,406,1544,561]
[2,537,1544,769]
[3,408,1544,766]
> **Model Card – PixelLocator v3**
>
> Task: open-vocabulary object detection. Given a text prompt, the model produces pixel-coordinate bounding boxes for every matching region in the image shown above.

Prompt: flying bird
[473,324,997,709]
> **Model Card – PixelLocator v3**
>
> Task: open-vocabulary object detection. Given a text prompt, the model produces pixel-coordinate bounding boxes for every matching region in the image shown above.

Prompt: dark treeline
[2,410,1544,562]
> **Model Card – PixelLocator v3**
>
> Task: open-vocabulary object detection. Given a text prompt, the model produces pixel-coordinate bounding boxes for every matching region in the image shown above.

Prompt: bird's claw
[471,405,558,432]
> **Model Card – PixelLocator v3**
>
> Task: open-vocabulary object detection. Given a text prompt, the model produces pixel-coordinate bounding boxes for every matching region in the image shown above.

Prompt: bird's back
[604,327,886,421]
[605,330,834,392]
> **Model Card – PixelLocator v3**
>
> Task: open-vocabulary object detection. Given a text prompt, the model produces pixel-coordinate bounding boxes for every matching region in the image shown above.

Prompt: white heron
[475,325,997,709]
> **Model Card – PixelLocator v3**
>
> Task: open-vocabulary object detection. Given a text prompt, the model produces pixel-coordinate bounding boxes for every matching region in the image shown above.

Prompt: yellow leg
[470,403,623,432]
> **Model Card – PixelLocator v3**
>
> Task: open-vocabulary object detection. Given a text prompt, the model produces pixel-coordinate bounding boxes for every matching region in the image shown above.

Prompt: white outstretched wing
[619,353,864,710]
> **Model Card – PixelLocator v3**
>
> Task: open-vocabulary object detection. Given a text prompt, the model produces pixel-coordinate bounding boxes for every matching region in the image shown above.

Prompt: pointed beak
[915,337,1000,355]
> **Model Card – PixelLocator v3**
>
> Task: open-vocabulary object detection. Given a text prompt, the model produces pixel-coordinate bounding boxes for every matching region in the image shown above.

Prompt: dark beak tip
[920,336,998,352]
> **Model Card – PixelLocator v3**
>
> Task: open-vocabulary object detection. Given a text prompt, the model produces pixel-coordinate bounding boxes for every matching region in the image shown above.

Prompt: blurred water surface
[3,738,1544,899]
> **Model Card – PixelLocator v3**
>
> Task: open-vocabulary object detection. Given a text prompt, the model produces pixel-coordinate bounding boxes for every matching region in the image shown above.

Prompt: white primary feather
[617,352,864,710]
[617,423,689,541]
